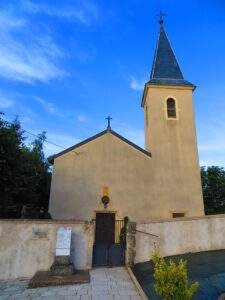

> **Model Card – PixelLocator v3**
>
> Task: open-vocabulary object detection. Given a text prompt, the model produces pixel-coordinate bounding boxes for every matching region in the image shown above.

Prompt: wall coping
[137,214,225,225]
[0,219,90,224]
[2,214,225,225]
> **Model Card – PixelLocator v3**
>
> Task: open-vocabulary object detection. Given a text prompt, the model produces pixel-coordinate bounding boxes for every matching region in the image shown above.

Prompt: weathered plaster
[0,220,94,280]
[135,214,225,263]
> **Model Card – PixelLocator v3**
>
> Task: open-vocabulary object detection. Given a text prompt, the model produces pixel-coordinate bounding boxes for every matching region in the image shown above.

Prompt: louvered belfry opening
[167,98,176,118]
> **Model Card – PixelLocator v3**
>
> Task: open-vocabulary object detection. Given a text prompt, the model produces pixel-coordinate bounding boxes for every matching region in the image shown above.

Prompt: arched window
[167,98,176,118]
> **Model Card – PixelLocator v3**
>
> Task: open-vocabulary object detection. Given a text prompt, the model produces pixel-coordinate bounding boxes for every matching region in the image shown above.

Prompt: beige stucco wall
[143,85,204,218]
[49,132,154,221]
[50,122,203,221]
[49,83,204,222]
[135,214,225,264]
[0,220,94,280]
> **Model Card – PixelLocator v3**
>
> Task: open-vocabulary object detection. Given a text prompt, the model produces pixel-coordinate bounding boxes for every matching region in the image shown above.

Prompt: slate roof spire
[148,18,195,88]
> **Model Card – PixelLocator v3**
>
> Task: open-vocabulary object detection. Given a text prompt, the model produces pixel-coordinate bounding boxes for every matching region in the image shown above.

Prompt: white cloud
[43,132,81,157]
[20,116,33,124]
[21,0,99,26]
[0,0,99,84]
[114,123,144,148]
[35,97,58,115]
[0,94,14,108]
[129,77,145,91]
[0,9,64,83]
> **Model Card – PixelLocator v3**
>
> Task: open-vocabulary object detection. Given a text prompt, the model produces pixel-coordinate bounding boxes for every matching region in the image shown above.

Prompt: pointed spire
[149,19,195,88]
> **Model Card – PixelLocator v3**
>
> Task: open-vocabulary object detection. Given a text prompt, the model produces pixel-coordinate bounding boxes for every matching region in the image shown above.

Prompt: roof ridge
[49,128,151,163]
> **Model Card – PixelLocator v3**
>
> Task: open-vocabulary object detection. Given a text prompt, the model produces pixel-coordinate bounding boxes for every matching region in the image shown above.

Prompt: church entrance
[92,212,125,267]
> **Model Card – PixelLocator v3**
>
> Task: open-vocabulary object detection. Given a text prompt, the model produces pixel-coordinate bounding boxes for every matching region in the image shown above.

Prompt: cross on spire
[157,11,165,26]
[106,116,112,130]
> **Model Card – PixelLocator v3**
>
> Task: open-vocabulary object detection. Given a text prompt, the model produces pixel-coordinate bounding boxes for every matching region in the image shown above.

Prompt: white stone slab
[56,227,72,256]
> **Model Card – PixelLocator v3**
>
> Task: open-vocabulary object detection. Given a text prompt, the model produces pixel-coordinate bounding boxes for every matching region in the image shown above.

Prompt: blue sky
[0,0,225,166]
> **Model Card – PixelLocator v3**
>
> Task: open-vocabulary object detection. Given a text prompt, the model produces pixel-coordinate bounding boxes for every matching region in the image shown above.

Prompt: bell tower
[142,18,204,217]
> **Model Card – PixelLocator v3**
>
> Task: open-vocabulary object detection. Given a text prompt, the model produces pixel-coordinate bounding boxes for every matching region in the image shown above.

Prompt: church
[49,19,204,222]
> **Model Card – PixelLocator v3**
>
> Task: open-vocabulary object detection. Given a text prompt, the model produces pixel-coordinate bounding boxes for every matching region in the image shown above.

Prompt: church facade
[49,22,204,222]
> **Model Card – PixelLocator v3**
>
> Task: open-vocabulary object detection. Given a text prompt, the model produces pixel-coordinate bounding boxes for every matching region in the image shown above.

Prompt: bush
[152,250,199,300]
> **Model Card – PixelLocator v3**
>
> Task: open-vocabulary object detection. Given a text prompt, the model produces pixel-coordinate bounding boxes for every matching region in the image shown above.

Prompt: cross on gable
[106,116,112,130]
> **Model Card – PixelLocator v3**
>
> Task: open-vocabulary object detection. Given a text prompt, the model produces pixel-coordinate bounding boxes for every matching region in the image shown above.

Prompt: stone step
[50,264,74,276]
[54,255,70,265]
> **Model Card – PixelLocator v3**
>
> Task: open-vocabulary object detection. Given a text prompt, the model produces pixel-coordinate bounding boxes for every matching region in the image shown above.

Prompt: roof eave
[141,80,196,107]
[49,128,151,164]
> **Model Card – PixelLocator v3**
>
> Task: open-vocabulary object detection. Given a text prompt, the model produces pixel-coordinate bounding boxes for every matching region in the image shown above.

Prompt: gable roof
[49,128,151,164]
[148,24,195,89]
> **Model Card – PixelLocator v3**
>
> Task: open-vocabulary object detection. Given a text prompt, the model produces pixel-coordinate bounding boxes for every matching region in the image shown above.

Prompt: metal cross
[106,116,112,130]
[157,11,165,25]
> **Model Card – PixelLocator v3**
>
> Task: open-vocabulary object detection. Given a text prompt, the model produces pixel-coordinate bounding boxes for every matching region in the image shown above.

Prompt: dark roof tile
[149,25,194,88]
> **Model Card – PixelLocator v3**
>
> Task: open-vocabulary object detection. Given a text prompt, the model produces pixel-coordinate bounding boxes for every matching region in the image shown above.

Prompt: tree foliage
[0,113,51,218]
[152,250,199,300]
[201,166,225,215]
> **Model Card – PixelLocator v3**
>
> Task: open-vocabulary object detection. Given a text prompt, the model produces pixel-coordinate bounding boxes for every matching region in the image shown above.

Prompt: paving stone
[90,288,109,296]
[40,296,64,300]
[117,281,137,289]
[80,296,91,300]
[76,285,90,296]
[114,296,131,300]
[9,295,30,300]
[118,288,139,296]
[130,296,142,300]
[1,267,141,300]
[92,295,113,300]
[0,295,10,300]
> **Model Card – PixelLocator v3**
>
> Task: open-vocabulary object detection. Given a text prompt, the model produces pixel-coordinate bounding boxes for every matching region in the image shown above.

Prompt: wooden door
[95,213,115,244]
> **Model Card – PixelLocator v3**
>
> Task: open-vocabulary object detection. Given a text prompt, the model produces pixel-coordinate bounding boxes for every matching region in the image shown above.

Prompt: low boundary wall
[135,214,225,264]
[0,220,95,280]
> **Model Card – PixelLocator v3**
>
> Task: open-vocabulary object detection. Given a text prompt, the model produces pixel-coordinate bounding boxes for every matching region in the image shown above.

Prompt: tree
[201,166,225,215]
[152,250,199,300]
[0,113,51,218]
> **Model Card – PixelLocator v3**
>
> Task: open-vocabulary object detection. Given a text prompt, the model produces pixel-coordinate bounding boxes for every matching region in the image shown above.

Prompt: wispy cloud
[35,97,58,115]
[129,76,145,91]
[0,10,64,83]
[43,132,81,157]
[0,92,14,108]
[0,0,100,84]
[114,123,144,148]
[21,0,99,26]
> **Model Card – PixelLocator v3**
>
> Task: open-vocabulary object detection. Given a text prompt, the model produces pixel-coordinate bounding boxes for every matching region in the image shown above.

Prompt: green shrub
[151,250,199,300]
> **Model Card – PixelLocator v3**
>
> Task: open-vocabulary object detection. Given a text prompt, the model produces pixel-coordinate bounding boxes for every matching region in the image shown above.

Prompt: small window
[172,212,185,218]
[167,98,176,118]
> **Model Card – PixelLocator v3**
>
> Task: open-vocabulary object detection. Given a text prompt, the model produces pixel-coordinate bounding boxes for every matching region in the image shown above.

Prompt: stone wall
[125,222,136,267]
[135,214,225,264]
[0,220,95,280]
